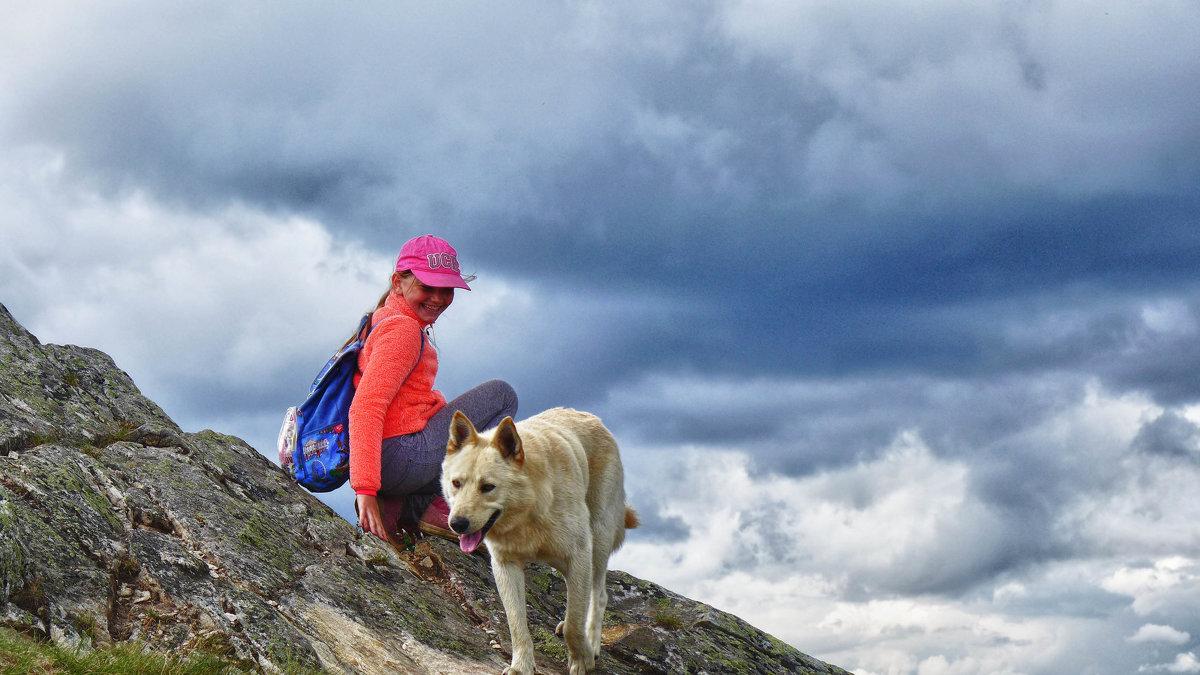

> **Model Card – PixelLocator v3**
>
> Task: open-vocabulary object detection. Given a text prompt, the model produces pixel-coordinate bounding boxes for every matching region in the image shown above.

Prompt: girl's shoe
[417,496,458,542]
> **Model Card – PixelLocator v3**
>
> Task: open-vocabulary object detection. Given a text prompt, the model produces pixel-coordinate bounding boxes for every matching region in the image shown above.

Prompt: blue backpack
[278,312,424,492]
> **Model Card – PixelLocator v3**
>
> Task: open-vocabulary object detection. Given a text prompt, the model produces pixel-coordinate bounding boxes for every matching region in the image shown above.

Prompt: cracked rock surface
[0,302,849,675]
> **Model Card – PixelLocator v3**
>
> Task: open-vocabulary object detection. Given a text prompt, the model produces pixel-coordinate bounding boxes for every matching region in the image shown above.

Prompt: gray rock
[0,302,850,674]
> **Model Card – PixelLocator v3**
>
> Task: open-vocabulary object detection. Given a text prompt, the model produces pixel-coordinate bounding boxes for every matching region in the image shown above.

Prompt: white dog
[442,408,639,675]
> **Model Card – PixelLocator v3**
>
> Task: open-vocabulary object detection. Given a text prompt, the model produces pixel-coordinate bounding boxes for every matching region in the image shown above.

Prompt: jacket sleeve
[348,316,423,496]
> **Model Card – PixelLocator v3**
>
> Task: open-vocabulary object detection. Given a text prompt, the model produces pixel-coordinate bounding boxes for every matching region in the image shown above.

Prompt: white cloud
[0,149,386,424]
[1068,453,1200,554]
[1140,300,1198,338]
[818,598,1054,675]
[1103,558,1200,617]
[1168,653,1200,673]
[608,379,1200,674]
[611,434,1037,670]
[1141,652,1200,674]
[621,430,1003,592]
[1128,624,1190,645]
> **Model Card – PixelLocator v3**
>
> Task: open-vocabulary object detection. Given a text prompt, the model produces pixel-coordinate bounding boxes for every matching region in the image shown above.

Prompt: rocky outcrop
[0,302,849,674]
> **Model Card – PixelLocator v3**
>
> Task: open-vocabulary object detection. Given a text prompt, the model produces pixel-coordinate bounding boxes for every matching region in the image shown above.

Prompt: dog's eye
[451,479,461,489]
[480,483,495,493]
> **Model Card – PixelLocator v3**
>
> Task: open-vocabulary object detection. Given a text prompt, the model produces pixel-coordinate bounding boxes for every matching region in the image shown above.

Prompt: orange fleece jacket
[348,292,445,496]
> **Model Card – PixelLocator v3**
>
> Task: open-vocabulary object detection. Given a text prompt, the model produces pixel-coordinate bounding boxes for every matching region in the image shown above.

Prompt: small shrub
[651,598,686,630]
[10,579,47,616]
[73,612,99,641]
[114,555,141,581]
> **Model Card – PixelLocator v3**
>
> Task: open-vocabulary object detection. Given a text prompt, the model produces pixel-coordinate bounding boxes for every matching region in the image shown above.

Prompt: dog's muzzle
[452,510,501,554]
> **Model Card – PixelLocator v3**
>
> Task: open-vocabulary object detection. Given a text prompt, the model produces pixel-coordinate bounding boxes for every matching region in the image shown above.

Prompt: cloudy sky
[3,2,1200,673]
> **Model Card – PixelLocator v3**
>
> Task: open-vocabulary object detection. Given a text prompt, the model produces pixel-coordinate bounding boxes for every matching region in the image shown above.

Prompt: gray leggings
[377,379,517,518]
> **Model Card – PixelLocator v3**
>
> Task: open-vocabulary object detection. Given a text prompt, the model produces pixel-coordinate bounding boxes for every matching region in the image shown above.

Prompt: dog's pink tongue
[460,529,483,554]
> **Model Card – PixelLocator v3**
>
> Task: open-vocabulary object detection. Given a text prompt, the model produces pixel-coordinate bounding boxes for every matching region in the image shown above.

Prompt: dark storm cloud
[621,493,690,544]
[9,3,1200,393]
[1133,411,1200,462]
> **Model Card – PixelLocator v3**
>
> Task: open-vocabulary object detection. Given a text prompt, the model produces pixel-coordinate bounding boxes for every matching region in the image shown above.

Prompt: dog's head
[441,410,525,554]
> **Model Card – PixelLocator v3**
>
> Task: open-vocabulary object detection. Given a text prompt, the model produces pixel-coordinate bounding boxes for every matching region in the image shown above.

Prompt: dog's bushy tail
[624,505,640,530]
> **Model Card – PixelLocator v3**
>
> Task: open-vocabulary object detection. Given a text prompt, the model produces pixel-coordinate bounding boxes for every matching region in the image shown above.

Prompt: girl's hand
[356,494,387,540]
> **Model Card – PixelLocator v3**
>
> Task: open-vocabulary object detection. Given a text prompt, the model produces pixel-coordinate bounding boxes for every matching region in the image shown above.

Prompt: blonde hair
[375,270,412,309]
[377,269,477,309]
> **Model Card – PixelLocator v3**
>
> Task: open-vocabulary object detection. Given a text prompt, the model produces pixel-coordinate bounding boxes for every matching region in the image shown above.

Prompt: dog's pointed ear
[492,416,523,466]
[446,410,478,455]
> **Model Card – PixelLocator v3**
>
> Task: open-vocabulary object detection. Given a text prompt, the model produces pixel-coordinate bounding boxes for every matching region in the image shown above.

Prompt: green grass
[0,626,252,674]
[650,597,686,630]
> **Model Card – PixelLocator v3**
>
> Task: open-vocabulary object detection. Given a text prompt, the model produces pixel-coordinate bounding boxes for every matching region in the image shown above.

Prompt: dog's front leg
[563,554,596,674]
[493,558,535,675]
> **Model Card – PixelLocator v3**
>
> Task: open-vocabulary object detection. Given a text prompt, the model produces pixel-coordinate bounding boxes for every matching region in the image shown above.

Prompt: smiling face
[395,271,454,323]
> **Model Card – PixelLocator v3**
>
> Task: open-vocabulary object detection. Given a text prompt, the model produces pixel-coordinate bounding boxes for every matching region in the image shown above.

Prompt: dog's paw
[566,642,596,674]
[503,654,535,675]
[568,655,594,675]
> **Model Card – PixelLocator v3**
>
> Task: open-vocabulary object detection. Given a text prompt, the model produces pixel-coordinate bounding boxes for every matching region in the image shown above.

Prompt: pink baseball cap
[395,235,471,290]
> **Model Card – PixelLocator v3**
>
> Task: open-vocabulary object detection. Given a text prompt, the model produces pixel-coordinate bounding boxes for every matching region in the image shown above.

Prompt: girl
[350,234,517,544]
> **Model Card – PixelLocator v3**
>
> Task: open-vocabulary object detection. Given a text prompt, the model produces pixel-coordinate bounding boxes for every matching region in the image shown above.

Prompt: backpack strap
[355,313,426,383]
